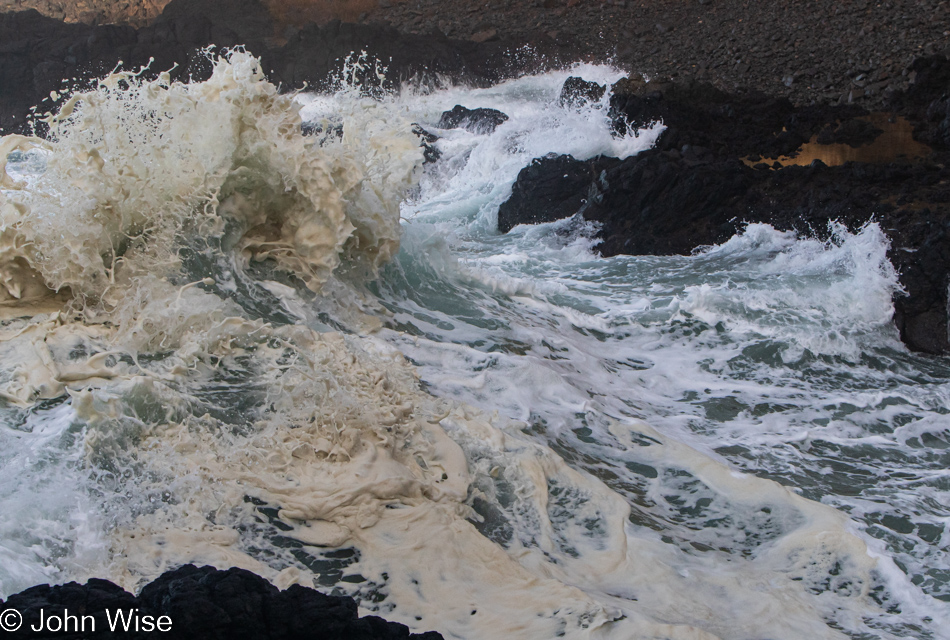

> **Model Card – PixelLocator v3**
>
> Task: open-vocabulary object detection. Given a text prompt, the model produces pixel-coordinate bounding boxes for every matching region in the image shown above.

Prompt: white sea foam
[370,66,950,638]
[1,51,948,640]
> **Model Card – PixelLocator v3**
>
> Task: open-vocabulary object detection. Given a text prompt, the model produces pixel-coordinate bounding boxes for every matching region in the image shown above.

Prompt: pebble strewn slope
[3,0,950,107]
[376,0,950,109]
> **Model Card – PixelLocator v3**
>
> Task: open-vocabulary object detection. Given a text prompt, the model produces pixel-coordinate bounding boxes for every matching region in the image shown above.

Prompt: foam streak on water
[1,52,948,640]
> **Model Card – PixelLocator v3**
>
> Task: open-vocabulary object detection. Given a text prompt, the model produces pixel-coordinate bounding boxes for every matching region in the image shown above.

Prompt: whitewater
[0,50,948,639]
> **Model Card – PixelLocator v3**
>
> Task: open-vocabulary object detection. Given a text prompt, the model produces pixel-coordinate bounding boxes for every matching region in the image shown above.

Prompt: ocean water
[1,51,948,639]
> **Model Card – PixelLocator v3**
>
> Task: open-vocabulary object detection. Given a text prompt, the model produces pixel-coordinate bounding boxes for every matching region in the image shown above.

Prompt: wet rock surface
[498,154,615,232]
[373,0,950,112]
[0,565,445,639]
[558,76,605,108]
[10,0,950,112]
[500,65,950,354]
[412,123,442,163]
[0,0,546,134]
[437,105,510,134]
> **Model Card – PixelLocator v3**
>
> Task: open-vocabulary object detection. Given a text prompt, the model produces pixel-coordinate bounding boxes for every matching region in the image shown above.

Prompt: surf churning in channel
[1,50,948,640]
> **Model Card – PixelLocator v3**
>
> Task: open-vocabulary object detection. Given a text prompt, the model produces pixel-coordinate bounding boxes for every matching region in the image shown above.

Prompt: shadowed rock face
[437,105,509,134]
[558,76,605,109]
[499,65,950,355]
[9,0,950,112]
[498,154,615,233]
[4,2,950,354]
[0,565,445,639]
[0,0,549,134]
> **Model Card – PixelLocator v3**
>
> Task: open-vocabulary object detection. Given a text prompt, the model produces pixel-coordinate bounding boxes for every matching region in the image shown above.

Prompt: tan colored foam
[0,51,889,640]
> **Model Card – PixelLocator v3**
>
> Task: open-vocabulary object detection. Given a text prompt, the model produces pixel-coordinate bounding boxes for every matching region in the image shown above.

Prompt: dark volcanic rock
[607,76,869,158]
[498,154,617,232]
[500,150,757,254]
[412,124,442,164]
[437,105,509,134]
[815,118,883,147]
[16,0,948,112]
[583,153,754,256]
[500,72,950,355]
[0,0,539,134]
[893,55,950,150]
[558,76,606,108]
[0,565,444,640]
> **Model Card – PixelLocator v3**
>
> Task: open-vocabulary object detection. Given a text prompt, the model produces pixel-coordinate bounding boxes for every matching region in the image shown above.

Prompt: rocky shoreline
[6,0,950,112]
[2,0,950,635]
[491,63,950,354]
[377,0,950,111]
[0,565,444,639]
[0,0,945,358]
[0,0,556,135]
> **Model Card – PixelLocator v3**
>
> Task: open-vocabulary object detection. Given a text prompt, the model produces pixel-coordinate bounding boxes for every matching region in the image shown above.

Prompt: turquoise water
[1,53,948,639]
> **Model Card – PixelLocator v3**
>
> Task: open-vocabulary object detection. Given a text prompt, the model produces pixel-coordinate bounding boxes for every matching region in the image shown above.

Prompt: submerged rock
[301,121,345,144]
[412,123,442,164]
[0,565,445,639]
[437,105,509,134]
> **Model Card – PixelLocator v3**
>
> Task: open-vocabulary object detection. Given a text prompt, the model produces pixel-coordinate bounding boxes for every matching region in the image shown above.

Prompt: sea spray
[0,50,948,640]
[0,50,422,312]
[0,50,644,639]
[370,64,949,638]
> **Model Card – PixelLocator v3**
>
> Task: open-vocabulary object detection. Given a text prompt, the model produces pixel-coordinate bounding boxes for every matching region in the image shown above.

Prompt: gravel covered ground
[372,0,950,109]
[4,0,950,107]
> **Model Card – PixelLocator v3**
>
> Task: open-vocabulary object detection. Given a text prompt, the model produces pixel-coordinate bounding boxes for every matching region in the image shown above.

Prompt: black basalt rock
[584,152,756,256]
[437,105,509,134]
[815,118,884,147]
[0,565,444,640]
[558,76,606,108]
[0,0,538,135]
[412,124,442,164]
[499,68,950,355]
[497,153,619,232]
[893,55,950,151]
[1,578,139,639]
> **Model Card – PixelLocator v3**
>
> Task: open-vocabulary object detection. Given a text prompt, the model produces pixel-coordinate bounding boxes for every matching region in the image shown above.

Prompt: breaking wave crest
[0,51,947,640]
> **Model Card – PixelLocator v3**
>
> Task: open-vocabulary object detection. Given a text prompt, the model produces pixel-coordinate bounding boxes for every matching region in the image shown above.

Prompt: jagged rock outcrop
[411,123,441,164]
[0,565,444,640]
[558,76,605,108]
[499,69,950,354]
[437,105,509,134]
[0,0,542,134]
[498,154,614,232]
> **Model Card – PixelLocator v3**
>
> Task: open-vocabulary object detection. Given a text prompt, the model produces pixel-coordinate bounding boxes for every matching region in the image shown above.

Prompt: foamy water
[1,51,948,640]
